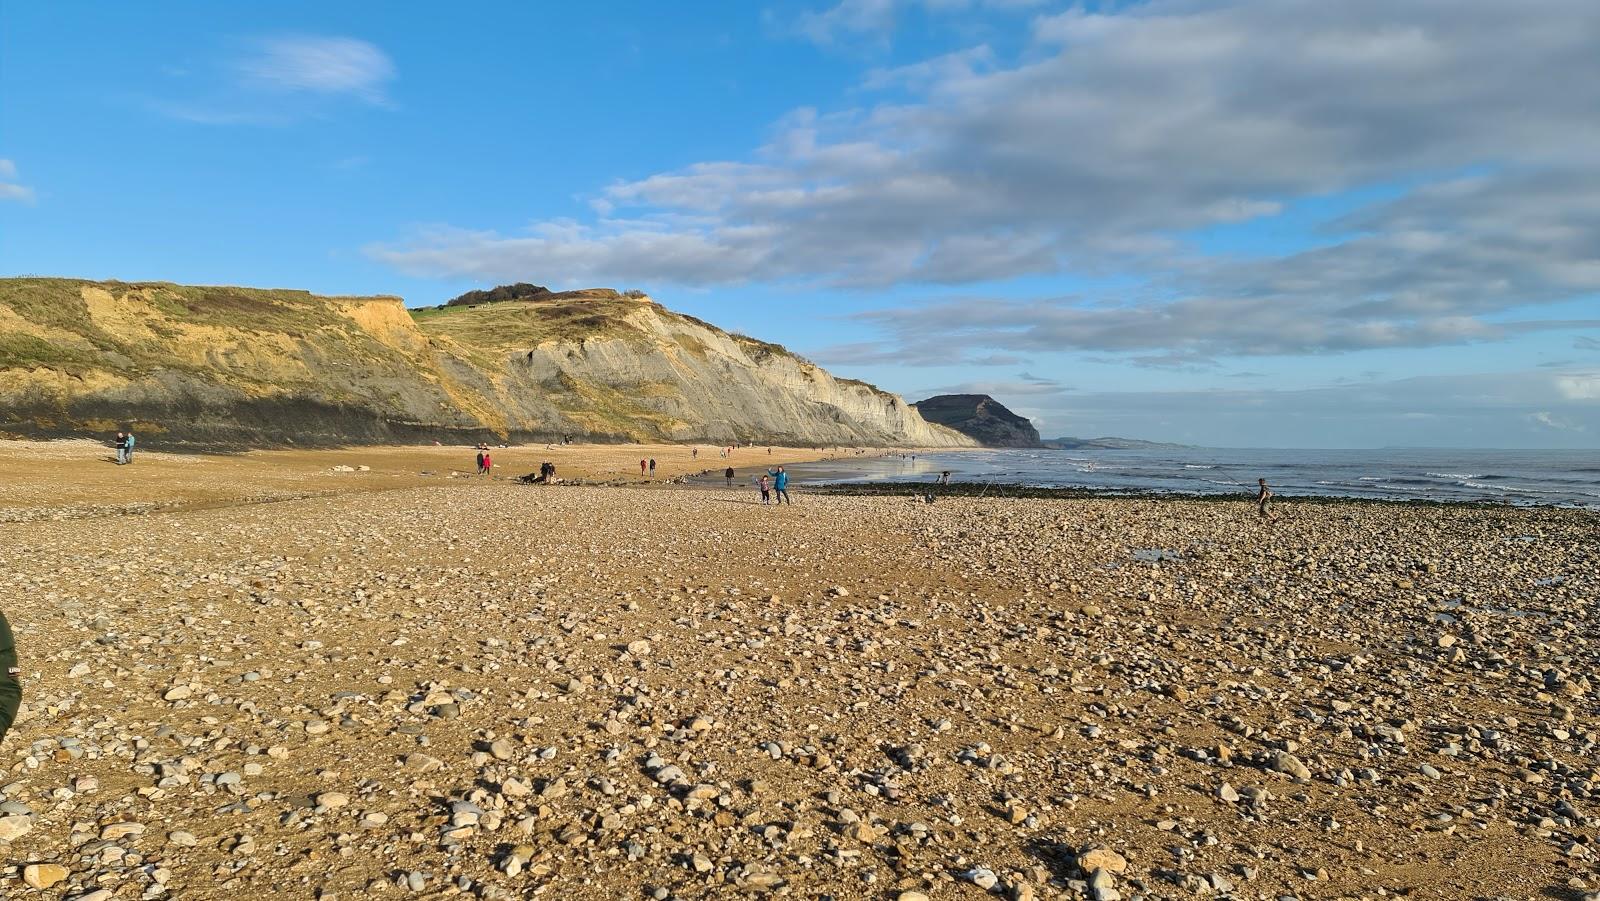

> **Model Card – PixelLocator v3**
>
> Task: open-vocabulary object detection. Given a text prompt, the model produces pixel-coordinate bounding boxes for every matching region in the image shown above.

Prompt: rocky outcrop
[0,278,974,448]
[911,394,1041,447]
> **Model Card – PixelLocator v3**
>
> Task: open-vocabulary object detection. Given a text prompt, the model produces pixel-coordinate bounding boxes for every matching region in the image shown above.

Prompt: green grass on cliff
[0,278,403,378]
[411,298,651,348]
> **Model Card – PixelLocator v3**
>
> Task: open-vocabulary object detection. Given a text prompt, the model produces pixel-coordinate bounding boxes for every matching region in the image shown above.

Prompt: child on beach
[758,474,771,504]
[1257,478,1273,519]
[767,466,791,505]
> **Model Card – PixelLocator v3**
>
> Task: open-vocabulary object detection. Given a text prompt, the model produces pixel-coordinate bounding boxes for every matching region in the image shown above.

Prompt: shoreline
[805,479,1600,511]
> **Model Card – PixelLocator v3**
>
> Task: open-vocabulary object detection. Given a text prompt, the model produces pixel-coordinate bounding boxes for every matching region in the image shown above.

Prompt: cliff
[911,394,1041,447]
[0,278,974,448]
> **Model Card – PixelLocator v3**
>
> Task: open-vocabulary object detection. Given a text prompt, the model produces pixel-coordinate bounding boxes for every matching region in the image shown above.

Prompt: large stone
[101,822,147,840]
[1268,751,1313,781]
[1077,848,1127,875]
[0,815,31,842]
[23,863,69,889]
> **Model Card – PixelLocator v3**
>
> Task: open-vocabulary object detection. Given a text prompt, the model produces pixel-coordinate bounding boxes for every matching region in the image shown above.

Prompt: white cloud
[371,0,1600,361]
[239,36,395,104]
[1556,373,1600,401]
[793,0,1045,45]
[796,0,897,44]
[994,370,1600,447]
[1529,411,1585,431]
[148,35,396,124]
[0,159,34,203]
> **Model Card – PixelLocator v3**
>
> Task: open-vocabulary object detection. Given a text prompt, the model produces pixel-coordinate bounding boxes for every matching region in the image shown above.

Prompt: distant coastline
[1043,436,1191,450]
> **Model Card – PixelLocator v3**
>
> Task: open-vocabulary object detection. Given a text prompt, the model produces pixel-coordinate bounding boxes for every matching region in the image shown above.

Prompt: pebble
[1077,848,1128,875]
[24,863,69,888]
[0,815,33,842]
[101,822,146,840]
[3,471,1590,899]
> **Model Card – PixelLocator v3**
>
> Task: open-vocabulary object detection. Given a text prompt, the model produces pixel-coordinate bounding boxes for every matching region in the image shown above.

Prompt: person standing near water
[724,466,735,487]
[649,458,656,477]
[1257,478,1273,519]
[758,474,771,505]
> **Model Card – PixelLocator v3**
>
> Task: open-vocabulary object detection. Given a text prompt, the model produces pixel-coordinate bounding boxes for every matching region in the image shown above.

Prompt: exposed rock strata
[0,278,972,448]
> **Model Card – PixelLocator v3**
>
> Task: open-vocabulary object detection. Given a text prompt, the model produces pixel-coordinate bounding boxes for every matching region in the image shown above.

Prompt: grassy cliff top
[0,277,413,375]
[1,277,401,332]
[408,295,653,348]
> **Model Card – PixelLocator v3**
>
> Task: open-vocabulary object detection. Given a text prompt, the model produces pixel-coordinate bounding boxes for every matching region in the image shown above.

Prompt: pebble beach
[0,441,1595,900]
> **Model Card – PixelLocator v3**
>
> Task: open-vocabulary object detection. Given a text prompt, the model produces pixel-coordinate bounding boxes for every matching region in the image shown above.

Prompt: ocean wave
[1426,471,1483,479]
[1183,464,1216,469]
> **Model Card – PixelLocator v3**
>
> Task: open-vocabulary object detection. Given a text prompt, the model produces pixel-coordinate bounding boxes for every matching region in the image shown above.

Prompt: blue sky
[3,0,1599,447]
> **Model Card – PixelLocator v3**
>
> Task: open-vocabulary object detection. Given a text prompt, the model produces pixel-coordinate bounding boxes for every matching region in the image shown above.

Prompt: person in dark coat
[0,612,21,743]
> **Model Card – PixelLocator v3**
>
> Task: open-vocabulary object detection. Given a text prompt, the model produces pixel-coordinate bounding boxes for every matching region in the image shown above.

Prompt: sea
[781,447,1600,508]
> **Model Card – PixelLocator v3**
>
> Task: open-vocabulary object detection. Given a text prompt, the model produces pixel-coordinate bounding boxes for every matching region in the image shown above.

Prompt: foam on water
[789,447,1600,507]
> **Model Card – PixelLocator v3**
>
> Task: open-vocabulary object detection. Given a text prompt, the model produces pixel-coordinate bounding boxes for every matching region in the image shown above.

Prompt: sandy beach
[0,441,1594,900]
[0,440,865,523]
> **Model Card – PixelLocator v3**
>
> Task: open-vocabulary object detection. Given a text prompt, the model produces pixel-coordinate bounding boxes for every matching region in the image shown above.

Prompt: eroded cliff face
[0,278,973,448]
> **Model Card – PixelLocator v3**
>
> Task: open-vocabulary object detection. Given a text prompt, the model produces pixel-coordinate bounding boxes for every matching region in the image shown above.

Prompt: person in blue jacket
[766,466,791,505]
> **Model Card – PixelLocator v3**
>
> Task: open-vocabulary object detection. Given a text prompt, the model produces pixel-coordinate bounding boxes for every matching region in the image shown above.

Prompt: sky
[3,0,1599,448]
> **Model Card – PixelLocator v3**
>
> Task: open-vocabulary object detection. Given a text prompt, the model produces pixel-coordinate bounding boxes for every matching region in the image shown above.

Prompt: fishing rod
[1203,461,1254,494]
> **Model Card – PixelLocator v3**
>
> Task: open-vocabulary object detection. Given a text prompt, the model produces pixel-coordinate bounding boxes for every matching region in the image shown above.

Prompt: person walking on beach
[767,465,791,505]
[125,430,136,464]
[640,458,647,477]
[0,609,20,744]
[724,466,735,487]
[1257,478,1273,519]
[758,474,771,505]
[475,450,485,475]
[649,458,656,477]
[692,447,698,460]
[113,431,128,465]
[480,451,492,477]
